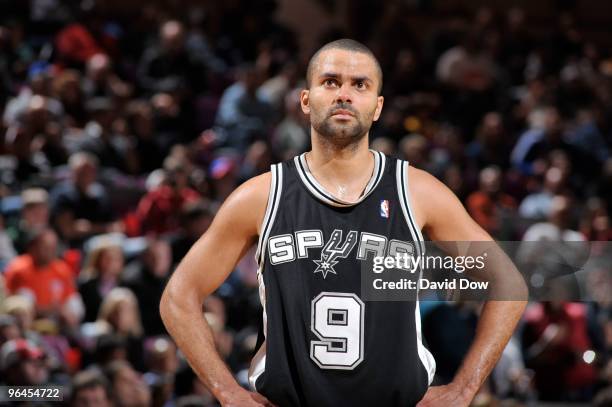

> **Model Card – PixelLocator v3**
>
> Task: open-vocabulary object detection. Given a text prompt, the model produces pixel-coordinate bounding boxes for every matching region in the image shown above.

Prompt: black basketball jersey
[248,150,436,407]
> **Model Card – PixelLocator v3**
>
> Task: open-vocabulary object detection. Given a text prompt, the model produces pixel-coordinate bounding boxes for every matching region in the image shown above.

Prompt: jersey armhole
[396,159,436,385]
[395,159,425,256]
[254,163,283,269]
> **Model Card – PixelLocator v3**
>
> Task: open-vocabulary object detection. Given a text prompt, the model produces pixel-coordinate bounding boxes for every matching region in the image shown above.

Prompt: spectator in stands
[466,112,512,171]
[69,368,113,407]
[519,166,569,221]
[7,187,50,253]
[136,156,200,235]
[209,154,239,202]
[517,195,588,299]
[97,288,144,371]
[143,336,178,407]
[4,120,50,185]
[238,140,273,182]
[169,200,214,266]
[138,20,206,95]
[4,228,84,325]
[125,100,167,174]
[370,137,396,157]
[2,295,38,345]
[79,235,125,322]
[521,195,584,242]
[422,301,479,384]
[580,197,611,241]
[273,88,309,160]
[52,69,87,128]
[122,239,172,336]
[2,63,61,126]
[92,333,129,369]
[436,29,498,92]
[54,4,118,69]
[0,338,48,386]
[513,106,598,180]
[467,166,517,237]
[215,63,274,150]
[399,134,429,170]
[82,53,132,101]
[50,152,120,246]
[0,315,20,347]
[104,360,151,407]
[258,61,300,110]
[522,301,598,401]
[21,93,66,166]
[75,97,137,173]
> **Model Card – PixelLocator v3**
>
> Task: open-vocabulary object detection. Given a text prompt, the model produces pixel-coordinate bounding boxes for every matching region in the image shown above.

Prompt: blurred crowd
[0,0,611,406]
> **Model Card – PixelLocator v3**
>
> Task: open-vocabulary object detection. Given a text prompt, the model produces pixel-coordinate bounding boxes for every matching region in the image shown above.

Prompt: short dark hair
[70,369,111,404]
[306,38,383,94]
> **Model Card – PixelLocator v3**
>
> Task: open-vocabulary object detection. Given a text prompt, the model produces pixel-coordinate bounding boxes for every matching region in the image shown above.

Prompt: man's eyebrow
[351,75,372,83]
[319,72,341,79]
[318,73,373,83]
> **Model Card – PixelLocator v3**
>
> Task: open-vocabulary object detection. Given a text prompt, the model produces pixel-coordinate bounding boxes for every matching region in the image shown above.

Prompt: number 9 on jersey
[310,292,365,369]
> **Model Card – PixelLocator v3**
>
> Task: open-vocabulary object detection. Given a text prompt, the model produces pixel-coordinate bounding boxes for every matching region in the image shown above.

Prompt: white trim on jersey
[249,163,283,390]
[294,150,386,207]
[255,163,283,267]
[248,340,267,390]
[396,159,436,385]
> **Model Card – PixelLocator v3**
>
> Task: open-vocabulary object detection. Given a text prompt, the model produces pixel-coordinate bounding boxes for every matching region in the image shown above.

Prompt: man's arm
[409,167,528,407]
[160,173,275,407]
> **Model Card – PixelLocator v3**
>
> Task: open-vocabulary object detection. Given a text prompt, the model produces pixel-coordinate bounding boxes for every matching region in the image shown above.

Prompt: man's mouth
[330,109,355,119]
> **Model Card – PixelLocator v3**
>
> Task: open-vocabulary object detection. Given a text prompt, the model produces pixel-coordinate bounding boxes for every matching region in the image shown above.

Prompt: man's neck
[306,133,373,201]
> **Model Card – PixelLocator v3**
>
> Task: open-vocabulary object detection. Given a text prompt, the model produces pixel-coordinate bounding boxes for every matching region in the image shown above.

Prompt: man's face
[31,231,57,266]
[144,241,172,278]
[20,358,48,385]
[73,385,112,407]
[23,203,49,228]
[74,162,97,190]
[301,49,383,146]
[114,366,151,407]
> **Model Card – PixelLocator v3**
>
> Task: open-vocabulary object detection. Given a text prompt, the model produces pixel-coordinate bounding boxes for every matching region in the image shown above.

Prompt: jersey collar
[294,149,386,207]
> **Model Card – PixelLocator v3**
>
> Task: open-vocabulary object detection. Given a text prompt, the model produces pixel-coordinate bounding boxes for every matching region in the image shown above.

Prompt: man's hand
[416,383,473,407]
[221,388,277,407]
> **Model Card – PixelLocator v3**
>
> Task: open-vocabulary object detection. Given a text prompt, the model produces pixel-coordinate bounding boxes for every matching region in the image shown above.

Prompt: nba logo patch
[380,200,390,218]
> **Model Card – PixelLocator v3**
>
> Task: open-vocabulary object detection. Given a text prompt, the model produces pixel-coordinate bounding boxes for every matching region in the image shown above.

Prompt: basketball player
[160,39,527,407]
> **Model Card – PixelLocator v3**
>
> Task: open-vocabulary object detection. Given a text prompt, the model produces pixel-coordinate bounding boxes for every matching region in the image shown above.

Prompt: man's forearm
[160,290,242,403]
[451,300,526,397]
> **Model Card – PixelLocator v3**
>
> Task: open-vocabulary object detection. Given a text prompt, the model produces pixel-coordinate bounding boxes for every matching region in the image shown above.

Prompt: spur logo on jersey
[313,230,357,278]
[267,229,417,278]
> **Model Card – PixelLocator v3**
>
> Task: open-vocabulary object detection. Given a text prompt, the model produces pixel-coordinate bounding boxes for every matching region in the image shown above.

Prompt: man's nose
[335,83,352,104]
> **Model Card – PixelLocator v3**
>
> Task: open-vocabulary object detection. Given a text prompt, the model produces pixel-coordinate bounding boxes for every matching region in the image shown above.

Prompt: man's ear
[373,96,384,122]
[300,89,310,115]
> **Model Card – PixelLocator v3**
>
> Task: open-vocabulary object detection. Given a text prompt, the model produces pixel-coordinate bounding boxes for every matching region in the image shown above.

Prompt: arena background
[0,0,610,405]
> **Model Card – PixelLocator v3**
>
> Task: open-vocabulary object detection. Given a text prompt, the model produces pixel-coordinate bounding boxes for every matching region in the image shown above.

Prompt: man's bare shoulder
[406,165,459,230]
[232,171,271,202]
[219,171,272,234]
[407,165,448,198]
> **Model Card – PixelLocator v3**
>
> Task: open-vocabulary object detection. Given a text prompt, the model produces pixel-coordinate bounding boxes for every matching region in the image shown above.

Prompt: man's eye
[324,79,337,87]
[356,81,366,89]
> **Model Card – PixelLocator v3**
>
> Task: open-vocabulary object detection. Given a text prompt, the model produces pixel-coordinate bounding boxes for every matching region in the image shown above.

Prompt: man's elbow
[159,283,175,328]
[159,277,204,328]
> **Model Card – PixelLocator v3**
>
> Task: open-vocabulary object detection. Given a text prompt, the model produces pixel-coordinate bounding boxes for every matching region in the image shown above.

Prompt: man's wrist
[215,383,247,404]
[449,376,479,402]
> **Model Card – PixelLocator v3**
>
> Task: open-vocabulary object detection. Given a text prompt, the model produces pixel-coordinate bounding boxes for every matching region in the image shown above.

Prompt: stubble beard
[311,104,373,149]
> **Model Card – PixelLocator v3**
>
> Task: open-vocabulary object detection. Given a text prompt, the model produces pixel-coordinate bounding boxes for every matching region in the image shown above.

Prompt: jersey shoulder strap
[255,163,284,268]
[395,159,425,256]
